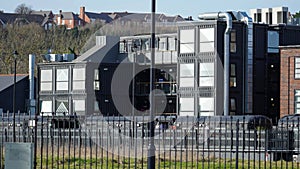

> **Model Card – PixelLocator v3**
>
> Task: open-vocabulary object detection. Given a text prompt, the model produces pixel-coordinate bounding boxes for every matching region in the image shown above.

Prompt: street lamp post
[13,50,18,142]
[148,0,156,168]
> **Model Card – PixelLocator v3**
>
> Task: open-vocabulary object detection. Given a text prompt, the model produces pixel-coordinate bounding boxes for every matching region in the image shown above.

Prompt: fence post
[236,119,239,169]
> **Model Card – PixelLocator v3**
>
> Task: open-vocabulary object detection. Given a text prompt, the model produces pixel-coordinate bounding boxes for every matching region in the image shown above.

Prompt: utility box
[5,143,34,169]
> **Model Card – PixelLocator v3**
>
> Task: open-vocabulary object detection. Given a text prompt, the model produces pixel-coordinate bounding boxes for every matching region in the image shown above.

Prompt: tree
[14,3,33,14]
[295,11,300,18]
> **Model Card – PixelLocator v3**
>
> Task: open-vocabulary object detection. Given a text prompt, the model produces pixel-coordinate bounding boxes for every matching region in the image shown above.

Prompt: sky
[2,0,300,19]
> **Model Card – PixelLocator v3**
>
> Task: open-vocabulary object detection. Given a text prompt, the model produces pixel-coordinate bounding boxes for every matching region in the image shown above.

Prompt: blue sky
[2,0,300,18]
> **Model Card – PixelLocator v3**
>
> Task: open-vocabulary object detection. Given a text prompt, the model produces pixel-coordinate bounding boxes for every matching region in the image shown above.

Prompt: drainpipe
[198,12,232,116]
[29,54,36,116]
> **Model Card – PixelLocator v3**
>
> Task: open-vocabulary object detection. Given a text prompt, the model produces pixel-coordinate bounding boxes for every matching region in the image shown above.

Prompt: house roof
[0,13,44,25]
[55,12,81,20]
[32,10,53,17]
[0,74,28,92]
[100,12,184,23]
[85,12,113,23]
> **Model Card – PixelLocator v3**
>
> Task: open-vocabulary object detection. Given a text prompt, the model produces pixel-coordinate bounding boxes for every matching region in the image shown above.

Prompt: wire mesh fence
[0,112,300,168]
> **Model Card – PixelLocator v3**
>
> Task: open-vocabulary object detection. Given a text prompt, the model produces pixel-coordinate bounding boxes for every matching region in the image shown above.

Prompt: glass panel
[230,77,237,87]
[199,42,214,52]
[268,31,279,48]
[41,100,52,113]
[94,81,100,90]
[201,112,214,116]
[159,38,167,51]
[56,100,69,113]
[73,100,85,112]
[41,83,52,91]
[94,69,99,80]
[180,98,194,111]
[295,90,300,96]
[230,30,236,42]
[179,77,194,87]
[200,63,214,76]
[230,98,236,111]
[231,64,236,76]
[199,28,214,42]
[180,29,195,43]
[180,111,194,116]
[56,69,68,81]
[295,58,300,64]
[180,63,194,77]
[180,44,194,53]
[168,37,176,51]
[73,81,85,90]
[94,101,100,111]
[295,74,300,79]
[57,82,68,91]
[73,68,85,81]
[230,43,237,53]
[199,77,214,86]
[199,98,214,111]
[295,69,300,74]
[41,69,52,82]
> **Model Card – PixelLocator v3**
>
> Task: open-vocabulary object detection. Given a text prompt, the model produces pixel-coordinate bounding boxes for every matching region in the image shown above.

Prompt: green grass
[35,156,300,169]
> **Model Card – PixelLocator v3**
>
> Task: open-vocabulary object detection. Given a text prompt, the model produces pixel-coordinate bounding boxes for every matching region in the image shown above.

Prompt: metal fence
[1,112,300,168]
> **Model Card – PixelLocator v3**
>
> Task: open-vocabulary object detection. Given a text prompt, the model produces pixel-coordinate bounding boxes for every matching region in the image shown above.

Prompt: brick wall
[280,47,300,117]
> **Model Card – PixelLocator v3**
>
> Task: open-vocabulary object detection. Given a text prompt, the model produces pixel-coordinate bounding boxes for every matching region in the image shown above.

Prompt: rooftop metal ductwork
[198,12,232,116]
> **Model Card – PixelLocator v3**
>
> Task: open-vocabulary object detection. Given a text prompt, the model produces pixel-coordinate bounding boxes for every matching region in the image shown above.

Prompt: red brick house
[280,45,300,117]
[55,10,83,29]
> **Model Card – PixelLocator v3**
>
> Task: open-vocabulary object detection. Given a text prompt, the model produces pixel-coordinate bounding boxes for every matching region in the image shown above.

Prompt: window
[295,57,300,79]
[73,99,85,112]
[230,30,236,53]
[199,97,214,116]
[40,69,52,91]
[230,64,237,87]
[295,90,300,114]
[168,37,176,51]
[56,99,69,114]
[119,40,127,53]
[159,37,167,51]
[179,98,194,116]
[179,63,194,87]
[268,31,279,53]
[179,29,195,53]
[230,98,236,115]
[72,68,85,90]
[257,13,262,22]
[56,68,69,91]
[199,28,215,52]
[40,100,52,113]
[199,62,214,87]
[94,69,100,90]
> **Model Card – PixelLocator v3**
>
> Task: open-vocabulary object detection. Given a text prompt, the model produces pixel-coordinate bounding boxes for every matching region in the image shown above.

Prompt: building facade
[280,46,300,117]
[37,11,300,122]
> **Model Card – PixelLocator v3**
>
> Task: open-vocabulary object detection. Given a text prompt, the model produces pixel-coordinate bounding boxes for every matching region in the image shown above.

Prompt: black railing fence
[0,112,300,168]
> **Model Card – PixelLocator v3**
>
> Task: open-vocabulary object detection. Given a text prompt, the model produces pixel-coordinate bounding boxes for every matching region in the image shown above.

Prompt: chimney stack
[80,6,85,24]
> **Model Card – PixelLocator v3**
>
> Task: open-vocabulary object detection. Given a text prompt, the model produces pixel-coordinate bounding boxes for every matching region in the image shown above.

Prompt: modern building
[0,74,30,113]
[37,10,300,122]
[250,7,288,24]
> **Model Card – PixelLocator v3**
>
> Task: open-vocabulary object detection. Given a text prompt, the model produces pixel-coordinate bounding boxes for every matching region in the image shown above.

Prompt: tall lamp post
[148,0,156,168]
[13,50,18,142]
